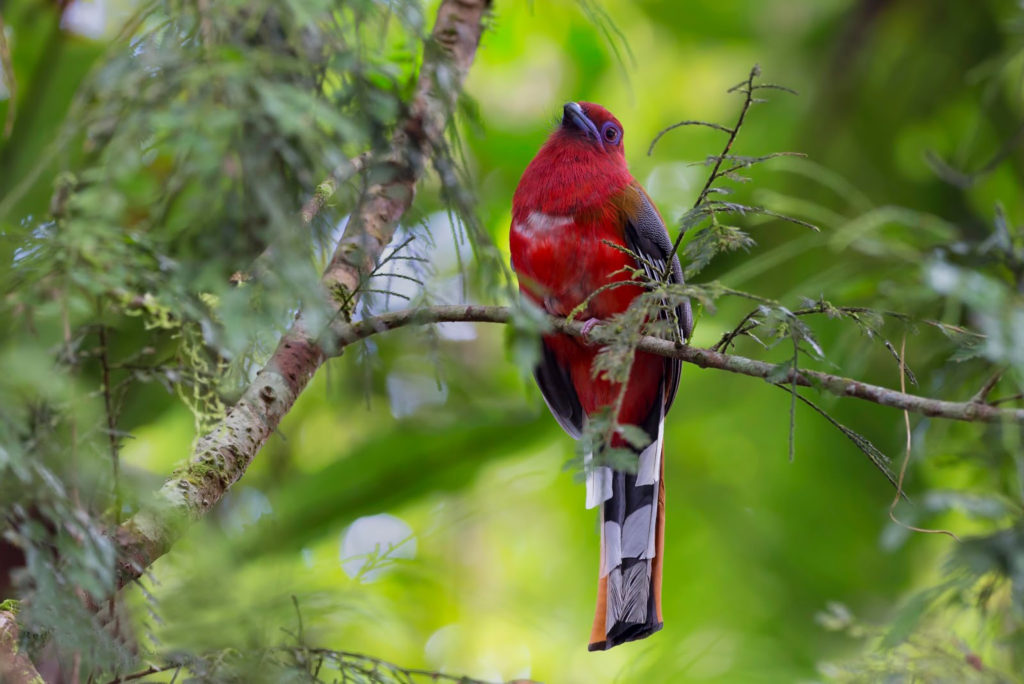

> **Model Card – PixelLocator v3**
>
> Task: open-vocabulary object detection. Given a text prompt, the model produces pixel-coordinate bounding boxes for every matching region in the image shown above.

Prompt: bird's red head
[557,102,626,158]
[512,102,632,217]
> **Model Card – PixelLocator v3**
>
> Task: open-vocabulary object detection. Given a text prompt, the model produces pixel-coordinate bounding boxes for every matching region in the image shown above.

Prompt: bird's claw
[580,317,600,343]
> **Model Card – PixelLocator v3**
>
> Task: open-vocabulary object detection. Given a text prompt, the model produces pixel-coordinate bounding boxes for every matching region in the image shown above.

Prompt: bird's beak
[562,102,602,146]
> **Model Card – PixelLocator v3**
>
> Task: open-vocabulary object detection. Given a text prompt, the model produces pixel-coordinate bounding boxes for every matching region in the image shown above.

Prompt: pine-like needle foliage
[0,0,496,678]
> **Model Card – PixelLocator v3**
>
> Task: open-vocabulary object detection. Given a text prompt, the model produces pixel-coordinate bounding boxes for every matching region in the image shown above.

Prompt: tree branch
[331,304,1024,425]
[114,0,492,590]
[0,610,44,684]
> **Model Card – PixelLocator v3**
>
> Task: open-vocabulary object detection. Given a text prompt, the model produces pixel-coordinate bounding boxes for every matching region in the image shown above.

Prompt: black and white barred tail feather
[586,402,665,651]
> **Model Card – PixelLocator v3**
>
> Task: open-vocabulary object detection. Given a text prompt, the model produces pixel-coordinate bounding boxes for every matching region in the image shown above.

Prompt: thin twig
[971,367,1005,404]
[301,647,516,684]
[788,336,797,462]
[713,307,763,352]
[663,65,761,270]
[925,120,1024,189]
[713,150,807,176]
[98,317,125,672]
[713,302,910,353]
[646,120,732,156]
[291,595,304,644]
[564,277,648,323]
[97,322,121,522]
[102,665,164,683]
[62,290,81,497]
[783,388,901,490]
[888,333,960,541]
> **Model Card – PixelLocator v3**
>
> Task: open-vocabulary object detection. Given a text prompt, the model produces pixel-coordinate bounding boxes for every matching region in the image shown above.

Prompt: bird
[509,102,693,651]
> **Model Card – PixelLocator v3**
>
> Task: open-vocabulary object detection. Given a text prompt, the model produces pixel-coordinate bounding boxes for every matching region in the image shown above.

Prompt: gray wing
[624,186,693,411]
[534,339,585,439]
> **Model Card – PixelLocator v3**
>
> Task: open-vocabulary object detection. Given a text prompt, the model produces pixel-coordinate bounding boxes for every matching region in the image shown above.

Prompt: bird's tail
[585,424,665,651]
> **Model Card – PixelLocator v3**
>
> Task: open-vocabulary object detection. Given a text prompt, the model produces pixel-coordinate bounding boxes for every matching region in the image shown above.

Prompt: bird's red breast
[511,105,640,315]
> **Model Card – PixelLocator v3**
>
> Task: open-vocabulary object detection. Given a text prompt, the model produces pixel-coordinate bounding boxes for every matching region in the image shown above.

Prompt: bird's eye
[601,122,621,144]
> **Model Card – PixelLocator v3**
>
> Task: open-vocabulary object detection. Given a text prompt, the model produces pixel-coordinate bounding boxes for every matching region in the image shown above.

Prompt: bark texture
[0,610,43,684]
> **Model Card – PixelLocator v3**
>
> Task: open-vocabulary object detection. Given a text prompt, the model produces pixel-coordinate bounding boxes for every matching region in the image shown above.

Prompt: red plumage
[510,102,690,650]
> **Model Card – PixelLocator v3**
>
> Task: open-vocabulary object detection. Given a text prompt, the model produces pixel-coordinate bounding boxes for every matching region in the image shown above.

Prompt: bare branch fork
[113,0,493,590]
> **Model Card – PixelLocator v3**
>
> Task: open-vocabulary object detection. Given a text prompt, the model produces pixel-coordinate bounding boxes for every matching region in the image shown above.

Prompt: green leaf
[618,423,651,450]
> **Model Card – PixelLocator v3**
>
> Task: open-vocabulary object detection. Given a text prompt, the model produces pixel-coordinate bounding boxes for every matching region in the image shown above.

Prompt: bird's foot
[580,317,601,343]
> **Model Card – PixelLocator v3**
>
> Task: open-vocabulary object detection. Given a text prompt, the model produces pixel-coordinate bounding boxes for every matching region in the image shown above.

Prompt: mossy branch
[0,609,44,684]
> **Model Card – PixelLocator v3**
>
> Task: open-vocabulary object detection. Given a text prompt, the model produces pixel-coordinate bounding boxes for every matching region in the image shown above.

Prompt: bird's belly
[511,213,661,421]
[510,217,642,319]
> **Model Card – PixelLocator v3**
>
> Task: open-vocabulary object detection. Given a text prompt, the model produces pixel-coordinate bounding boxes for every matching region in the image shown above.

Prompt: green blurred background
[3,0,1024,682]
